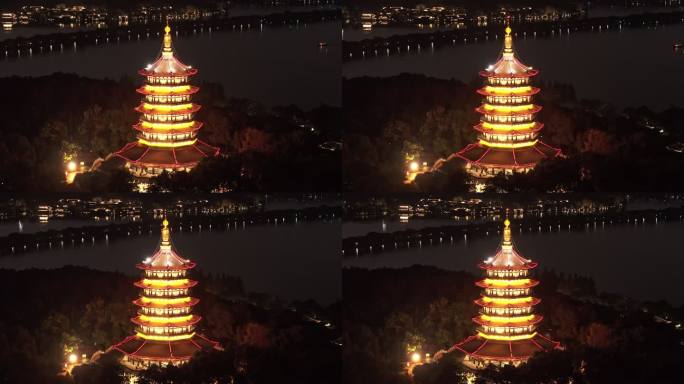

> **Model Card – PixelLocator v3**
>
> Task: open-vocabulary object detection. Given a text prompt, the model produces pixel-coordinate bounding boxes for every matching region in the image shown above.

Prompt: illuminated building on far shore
[115,24,219,181]
[453,218,560,367]
[456,26,560,178]
[111,219,220,369]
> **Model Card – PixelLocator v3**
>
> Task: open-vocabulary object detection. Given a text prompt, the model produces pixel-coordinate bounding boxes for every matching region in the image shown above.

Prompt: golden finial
[162,23,173,52]
[503,25,514,55]
[161,218,170,245]
[502,210,512,245]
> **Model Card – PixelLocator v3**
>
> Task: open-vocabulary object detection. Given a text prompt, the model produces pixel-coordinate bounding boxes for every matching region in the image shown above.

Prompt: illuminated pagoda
[112,219,220,369]
[453,218,560,367]
[115,24,219,180]
[456,26,560,178]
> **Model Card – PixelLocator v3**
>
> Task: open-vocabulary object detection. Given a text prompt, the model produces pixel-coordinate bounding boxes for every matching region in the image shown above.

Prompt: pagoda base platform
[114,140,219,178]
[456,141,561,178]
[112,334,220,369]
[453,333,560,366]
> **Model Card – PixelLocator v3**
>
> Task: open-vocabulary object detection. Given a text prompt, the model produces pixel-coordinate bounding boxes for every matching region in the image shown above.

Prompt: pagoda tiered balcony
[136,85,199,96]
[473,314,543,327]
[479,68,539,78]
[475,278,539,289]
[476,104,542,116]
[132,314,202,328]
[474,122,543,135]
[474,297,541,309]
[139,67,198,77]
[134,278,198,290]
[477,86,540,97]
[136,261,196,271]
[135,103,201,115]
[134,297,200,309]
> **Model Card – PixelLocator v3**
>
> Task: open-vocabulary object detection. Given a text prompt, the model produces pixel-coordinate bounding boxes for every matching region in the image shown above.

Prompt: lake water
[0,220,341,304]
[0,21,341,108]
[344,22,684,109]
[343,221,684,305]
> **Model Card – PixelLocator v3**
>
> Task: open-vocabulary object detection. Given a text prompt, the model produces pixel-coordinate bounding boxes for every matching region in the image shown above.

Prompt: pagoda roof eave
[477,261,538,270]
[133,280,198,290]
[133,297,200,309]
[477,87,540,97]
[135,104,202,115]
[474,122,543,135]
[476,105,542,116]
[474,297,542,308]
[472,314,543,327]
[114,140,220,169]
[133,121,203,134]
[455,141,562,169]
[131,314,202,328]
[475,279,539,289]
[479,68,539,78]
[139,68,198,77]
[136,86,199,96]
[452,333,561,361]
[111,333,220,361]
[136,261,196,270]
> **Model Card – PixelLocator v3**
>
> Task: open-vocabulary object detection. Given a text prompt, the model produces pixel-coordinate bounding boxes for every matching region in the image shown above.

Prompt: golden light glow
[409,161,419,171]
[141,297,191,305]
[144,85,191,94]
[141,278,189,287]
[136,332,195,341]
[68,353,78,364]
[482,296,533,305]
[484,86,532,95]
[480,314,535,324]
[138,314,193,324]
[480,122,536,131]
[479,139,537,149]
[478,331,536,341]
[67,161,77,172]
[411,352,421,363]
[483,278,531,287]
[138,138,197,148]
[483,104,534,112]
[142,103,193,111]
[140,121,195,130]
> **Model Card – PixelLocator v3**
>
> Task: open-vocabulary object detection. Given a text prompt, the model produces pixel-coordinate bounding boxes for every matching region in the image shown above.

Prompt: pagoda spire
[503,25,514,57]
[111,218,220,369]
[162,22,173,54]
[452,218,561,367]
[114,22,219,182]
[455,25,561,179]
